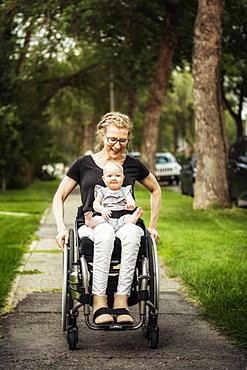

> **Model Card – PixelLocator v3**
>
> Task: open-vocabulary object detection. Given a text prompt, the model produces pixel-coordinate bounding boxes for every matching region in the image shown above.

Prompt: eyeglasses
[106,136,130,146]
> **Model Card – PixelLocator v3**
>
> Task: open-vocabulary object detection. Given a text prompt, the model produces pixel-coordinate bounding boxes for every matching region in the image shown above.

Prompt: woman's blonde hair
[95,112,133,150]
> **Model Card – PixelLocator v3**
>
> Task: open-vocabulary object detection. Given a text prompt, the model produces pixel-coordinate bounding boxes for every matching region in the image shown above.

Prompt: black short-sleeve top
[66,155,149,212]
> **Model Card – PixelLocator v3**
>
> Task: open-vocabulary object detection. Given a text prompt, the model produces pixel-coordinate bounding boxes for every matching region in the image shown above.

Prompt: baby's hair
[103,160,124,176]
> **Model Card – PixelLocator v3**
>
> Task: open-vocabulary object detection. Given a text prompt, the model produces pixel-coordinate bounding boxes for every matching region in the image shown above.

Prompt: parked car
[179,155,197,196]
[227,136,247,201]
[129,152,181,185]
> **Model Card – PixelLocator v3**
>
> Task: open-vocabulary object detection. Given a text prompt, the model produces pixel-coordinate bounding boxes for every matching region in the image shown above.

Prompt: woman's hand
[139,174,161,245]
[55,230,69,251]
[148,227,160,243]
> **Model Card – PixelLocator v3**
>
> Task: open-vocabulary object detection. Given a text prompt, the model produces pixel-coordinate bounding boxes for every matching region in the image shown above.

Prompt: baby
[84,160,143,231]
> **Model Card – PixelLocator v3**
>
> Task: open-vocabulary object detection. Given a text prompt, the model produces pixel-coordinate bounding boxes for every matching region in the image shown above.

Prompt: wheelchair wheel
[149,235,159,312]
[62,241,69,332]
[142,234,159,349]
[149,326,159,349]
[69,228,75,271]
[68,326,78,350]
[62,229,75,332]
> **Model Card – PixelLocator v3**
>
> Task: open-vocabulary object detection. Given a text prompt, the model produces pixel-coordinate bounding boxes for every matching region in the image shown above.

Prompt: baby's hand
[101,207,112,220]
[125,204,135,210]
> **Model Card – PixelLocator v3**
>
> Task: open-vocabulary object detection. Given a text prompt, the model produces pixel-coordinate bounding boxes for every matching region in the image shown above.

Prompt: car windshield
[156,154,175,164]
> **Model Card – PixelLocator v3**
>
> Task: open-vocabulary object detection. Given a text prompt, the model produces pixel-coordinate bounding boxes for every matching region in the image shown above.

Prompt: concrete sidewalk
[1,187,247,369]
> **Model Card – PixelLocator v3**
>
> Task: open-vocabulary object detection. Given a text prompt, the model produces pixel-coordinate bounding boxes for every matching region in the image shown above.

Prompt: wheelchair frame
[62,218,160,350]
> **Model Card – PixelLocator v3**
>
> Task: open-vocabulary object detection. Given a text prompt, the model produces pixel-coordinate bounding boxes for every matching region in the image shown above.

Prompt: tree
[0,0,102,187]
[161,69,195,154]
[193,0,231,209]
[0,106,23,191]
[140,2,180,173]
[222,0,247,138]
[2,0,244,190]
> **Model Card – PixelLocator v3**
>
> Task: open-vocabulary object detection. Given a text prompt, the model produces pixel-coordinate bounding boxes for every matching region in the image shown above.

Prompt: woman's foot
[92,295,114,326]
[113,294,134,325]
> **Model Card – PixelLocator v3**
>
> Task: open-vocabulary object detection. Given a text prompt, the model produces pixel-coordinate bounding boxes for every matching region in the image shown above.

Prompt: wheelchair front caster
[68,327,78,350]
[148,326,159,349]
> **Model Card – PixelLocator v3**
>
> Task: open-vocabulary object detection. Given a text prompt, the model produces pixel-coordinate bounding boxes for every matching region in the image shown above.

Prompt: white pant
[78,223,144,295]
[93,214,127,232]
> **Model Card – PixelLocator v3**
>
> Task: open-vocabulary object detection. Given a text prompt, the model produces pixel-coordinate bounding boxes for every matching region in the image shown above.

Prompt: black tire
[67,230,76,326]
[141,304,149,338]
[191,182,195,197]
[62,243,69,332]
[69,229,74,271]
[62,229,75,332]
[142,234,159,340]
[148,234,159,312]
[181,182,185,195]
[68,327,77,350]
[148,326,159,349]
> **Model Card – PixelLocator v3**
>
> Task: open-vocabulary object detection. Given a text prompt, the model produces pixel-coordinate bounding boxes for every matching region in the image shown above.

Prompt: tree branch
[38,63,99,111]
[16,29,32,76]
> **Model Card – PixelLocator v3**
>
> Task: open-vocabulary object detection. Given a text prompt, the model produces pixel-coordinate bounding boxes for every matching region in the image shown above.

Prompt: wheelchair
[61,208,160,350]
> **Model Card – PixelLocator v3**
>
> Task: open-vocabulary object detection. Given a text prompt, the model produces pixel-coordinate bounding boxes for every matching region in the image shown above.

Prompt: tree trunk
[193,0,231,209]
[128,86,137,121]
[140,4,179,173]
[236,115,244,138]
[81,121,94,155]
[1,177,7,192]
[222,92,243,138]
[173,127,179,156]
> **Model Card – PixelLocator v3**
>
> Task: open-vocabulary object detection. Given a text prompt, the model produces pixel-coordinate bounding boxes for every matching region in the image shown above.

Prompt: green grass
[0,180,59,213]
[135,184,247,347]
[0,180,59,310]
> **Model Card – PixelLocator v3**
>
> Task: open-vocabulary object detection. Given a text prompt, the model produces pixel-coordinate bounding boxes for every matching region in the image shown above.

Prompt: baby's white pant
[93,214,127,232]
[78,223,144,296]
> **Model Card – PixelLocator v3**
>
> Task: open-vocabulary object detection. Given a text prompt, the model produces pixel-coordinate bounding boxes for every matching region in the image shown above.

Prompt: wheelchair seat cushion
[79,234,147,262]
[79,236,122,261]
[77,212,148,261]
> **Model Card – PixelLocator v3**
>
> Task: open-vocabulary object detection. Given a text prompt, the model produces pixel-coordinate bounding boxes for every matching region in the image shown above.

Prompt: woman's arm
[139,173,161,242]
[53,175,78,249]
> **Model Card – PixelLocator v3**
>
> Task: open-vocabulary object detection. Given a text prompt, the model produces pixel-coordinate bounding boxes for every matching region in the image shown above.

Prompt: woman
[53,112,161,326]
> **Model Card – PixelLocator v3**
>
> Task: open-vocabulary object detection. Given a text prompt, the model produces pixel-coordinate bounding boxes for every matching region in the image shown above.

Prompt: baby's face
[102,167,124,191]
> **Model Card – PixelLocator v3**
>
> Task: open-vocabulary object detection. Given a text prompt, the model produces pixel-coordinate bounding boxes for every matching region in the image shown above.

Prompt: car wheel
[180,182,185,195]
[191,182,195,197]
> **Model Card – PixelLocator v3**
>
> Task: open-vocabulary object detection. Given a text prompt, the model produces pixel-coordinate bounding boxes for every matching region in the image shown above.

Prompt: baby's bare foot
[134,207,143,218]
[84,211,93,227]
[129,207,143,224]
